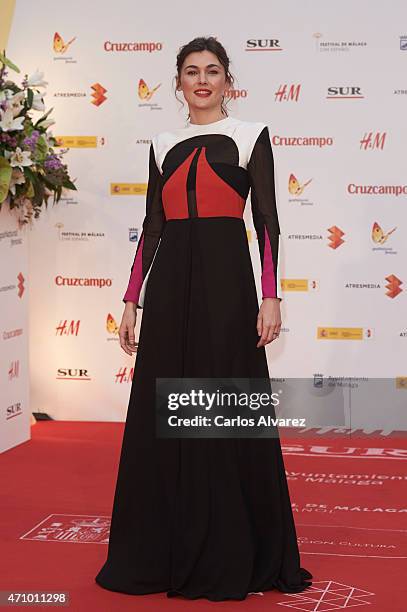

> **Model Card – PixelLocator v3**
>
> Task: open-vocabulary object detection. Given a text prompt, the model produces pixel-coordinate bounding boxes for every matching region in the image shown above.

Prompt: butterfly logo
[138,78,161,101]
[371,222,397,244]
[53,32,77,54]
[106,313,119,335]
[288,173,312,196]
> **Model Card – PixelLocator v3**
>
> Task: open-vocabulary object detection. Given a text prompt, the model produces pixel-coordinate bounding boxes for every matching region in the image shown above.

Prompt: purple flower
[22,136,34,147]
[44,153,63,170]
[22,130,40,149]
[0,132,14,144]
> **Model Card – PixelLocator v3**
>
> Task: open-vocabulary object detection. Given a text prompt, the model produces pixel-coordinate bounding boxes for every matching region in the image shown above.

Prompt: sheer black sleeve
[247,125,282,301]
[123,140,166,307]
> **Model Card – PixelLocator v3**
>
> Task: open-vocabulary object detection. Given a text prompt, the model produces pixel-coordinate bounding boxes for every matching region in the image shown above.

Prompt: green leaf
[0,158,13,203]
[23,166,38,185]
[23,166,44,205]
[62,178,77,190]
[33,180,45,205]
[0,52,20,73]
[25,180,35,198]
[35,135,48,160]
[26,88,33,109]
[42,176,57,190]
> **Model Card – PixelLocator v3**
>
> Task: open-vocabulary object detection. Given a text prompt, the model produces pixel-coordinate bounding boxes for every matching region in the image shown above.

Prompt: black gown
[95,115,312,601]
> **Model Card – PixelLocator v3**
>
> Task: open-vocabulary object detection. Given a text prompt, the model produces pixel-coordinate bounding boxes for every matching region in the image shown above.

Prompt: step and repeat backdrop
[1,0,406,435]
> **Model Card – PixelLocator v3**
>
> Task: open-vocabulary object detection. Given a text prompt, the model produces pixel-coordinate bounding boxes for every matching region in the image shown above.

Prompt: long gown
[95,115,313,601]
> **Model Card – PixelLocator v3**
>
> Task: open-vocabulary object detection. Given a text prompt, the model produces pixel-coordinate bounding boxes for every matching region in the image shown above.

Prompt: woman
[95,36,312,602]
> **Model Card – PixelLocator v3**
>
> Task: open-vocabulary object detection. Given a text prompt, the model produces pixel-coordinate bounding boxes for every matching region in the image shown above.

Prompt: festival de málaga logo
[53,32,76,53]
[312,33,368,53]
[371,222,397,255]
[138,78,162,111]
[138,78,161,101]
[106,313,120,341]
[288,173,313,205]
[53,32,77,63]
[289,174,312,195]
[107,312,139,351]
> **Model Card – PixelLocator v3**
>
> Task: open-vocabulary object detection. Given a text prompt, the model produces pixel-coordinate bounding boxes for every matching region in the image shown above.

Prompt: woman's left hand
[256,298,282,347]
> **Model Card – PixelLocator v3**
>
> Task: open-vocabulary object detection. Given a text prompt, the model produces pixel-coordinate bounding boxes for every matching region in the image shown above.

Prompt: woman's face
[177,50,228,115]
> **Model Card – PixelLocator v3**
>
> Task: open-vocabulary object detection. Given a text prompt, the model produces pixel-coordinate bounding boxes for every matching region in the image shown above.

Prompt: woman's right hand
[119,302,138,355]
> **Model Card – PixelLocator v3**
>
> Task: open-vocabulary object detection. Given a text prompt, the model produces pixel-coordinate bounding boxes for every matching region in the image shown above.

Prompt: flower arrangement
[0,50,77,227]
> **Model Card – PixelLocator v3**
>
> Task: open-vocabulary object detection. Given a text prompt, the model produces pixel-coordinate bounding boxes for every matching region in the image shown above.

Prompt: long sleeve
[123,140,166,306]
[247,125,282,301]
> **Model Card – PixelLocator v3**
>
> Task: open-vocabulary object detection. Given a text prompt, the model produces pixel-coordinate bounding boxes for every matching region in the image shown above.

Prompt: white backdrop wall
[3,0,407,424]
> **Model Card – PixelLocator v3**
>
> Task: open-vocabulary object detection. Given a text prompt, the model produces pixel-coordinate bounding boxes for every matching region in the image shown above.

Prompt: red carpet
[0,422,406,611]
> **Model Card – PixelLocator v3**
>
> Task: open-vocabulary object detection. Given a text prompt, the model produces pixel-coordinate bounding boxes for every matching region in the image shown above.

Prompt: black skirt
[95,217,312,601]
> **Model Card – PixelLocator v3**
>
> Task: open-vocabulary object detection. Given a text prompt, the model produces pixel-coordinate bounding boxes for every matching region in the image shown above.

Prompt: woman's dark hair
[174,36,236,119]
